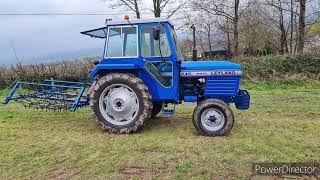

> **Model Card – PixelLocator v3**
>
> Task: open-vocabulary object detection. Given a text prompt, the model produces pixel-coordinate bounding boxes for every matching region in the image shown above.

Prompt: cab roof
[106,17,173,26]
[80,18,173,39]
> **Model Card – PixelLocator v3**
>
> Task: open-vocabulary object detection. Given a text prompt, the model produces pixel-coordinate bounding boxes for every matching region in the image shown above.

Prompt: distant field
[0,82,319,179]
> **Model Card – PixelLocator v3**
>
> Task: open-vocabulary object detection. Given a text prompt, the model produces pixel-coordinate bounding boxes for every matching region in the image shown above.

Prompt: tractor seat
[158,63,172,77]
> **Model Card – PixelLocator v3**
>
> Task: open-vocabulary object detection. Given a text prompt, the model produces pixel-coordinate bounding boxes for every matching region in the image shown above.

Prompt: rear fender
[88,65,178,102]
[88,64,139,78]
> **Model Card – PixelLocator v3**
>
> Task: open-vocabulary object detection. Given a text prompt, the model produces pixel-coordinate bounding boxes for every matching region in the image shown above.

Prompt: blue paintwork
[138,23,179,102]
[181,61,241,71]
[235,89,250,110]
[83,20,250,110]
[87,22,180,102]
[162,109,175,115]
[2,80,91,111]
[44,79,92,86]
[88,64,138,78]
[179,61,245,106]
[204,77,241,97]
[3,82,20,104]
[184,96,198,102]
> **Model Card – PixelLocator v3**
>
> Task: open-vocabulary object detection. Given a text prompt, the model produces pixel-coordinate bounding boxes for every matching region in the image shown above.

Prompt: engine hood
[180,61,242,77]
[181,61,241,71]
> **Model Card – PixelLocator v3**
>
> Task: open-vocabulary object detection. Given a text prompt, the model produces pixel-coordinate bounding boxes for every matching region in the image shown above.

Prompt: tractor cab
[81,18,248,107]
[81,18,181,102]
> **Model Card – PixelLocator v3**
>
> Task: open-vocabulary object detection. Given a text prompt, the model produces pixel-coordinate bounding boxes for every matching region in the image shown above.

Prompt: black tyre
[151,101,162,118]
[192,99,234,136]
[90,73,152,134]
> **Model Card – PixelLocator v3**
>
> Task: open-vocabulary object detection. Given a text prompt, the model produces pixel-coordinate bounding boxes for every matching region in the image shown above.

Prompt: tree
[153,0,162,17]
[192,0,241,54]
[106,0,142,18]
[152,0,185,18]
[186,0,320,56]
[178,39,194,58]
[234,0,240,54]
[297,0,306,53]
[205,22,213,52]
[265,0,291,54]
[289,0,295,54]
[279,0,289,53]
[182,13,215,55]
[217,19,233,52]
[239,0,279,55]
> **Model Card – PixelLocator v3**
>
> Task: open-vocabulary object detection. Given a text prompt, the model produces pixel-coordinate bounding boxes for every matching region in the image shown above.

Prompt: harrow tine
[3,80,91,111]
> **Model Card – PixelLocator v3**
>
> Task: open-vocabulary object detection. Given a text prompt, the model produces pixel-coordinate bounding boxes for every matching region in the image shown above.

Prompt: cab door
[138,23,179,102]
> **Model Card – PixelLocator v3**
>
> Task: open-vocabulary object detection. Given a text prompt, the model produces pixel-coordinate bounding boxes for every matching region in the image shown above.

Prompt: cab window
[141,26,171,57]
[145,62,173,87]
[170,27,183,60]
[106,26,137,58]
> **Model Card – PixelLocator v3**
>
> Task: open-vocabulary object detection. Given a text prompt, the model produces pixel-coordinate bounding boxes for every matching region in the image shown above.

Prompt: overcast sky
[0,0,160,65]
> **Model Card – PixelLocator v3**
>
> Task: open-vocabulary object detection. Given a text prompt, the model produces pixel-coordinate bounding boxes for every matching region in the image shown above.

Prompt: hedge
[0,55,319,88]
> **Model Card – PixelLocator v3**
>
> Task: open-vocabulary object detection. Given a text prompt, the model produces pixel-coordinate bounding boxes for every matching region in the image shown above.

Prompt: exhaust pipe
[191,24,197,61]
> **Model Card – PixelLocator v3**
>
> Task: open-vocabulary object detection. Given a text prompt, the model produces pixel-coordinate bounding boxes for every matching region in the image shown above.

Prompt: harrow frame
[2,79,93,111]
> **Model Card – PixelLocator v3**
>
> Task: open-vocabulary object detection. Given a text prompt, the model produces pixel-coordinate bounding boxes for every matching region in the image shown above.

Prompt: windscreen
[80,27,108,38]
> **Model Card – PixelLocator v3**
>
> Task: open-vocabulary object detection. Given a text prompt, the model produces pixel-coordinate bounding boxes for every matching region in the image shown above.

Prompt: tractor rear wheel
[192,99,234,136]
[90,73,152,134]
[151,102,162,118]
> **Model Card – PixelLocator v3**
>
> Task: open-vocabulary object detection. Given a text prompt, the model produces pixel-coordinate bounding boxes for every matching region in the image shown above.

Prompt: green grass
[0,82,319,179]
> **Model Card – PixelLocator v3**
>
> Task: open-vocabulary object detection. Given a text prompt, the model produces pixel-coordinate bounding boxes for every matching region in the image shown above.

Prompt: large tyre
[151,101,162,118]
[90,73,152,134]
[192,99,234,136]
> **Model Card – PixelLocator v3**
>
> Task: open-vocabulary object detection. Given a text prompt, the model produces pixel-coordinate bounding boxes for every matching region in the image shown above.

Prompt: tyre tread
[90,73,152,134]
[192,99,234,136]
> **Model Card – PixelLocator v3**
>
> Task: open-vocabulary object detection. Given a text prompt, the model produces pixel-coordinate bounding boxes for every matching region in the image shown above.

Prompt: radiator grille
[204,77,240,97]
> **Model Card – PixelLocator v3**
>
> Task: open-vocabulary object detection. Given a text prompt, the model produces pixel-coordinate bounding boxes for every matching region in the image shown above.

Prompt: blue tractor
[3,17,250,136]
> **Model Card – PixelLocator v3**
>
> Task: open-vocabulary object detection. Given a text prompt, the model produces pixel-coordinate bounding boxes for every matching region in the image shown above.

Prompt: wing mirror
[153,27,160,41]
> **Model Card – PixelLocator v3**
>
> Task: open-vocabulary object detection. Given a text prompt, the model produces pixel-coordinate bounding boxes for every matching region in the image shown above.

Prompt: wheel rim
[99,84,139,126]
[200,108,225,131]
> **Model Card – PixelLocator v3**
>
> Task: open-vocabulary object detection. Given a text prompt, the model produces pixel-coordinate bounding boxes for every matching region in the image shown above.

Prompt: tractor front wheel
[90,73,152,134]
[192,99,234,136]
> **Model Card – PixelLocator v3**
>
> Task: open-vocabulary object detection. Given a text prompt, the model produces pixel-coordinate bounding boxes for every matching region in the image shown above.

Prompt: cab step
[162,103,176,116]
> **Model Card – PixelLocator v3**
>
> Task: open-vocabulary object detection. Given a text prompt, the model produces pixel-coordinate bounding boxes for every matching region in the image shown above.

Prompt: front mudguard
[235,89,250,110]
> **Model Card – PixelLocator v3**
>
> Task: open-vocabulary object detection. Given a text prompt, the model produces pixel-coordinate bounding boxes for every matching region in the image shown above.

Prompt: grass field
[0,82,319,179]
